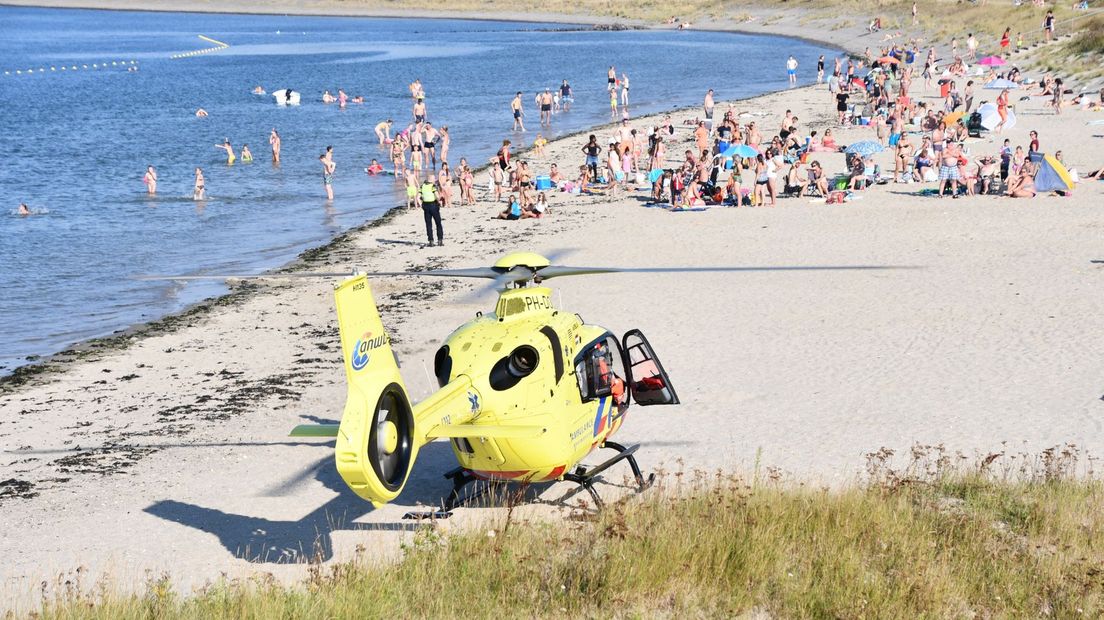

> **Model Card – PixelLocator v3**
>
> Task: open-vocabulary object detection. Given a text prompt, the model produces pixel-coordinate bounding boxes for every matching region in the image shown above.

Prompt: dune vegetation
[29,445,1104,619]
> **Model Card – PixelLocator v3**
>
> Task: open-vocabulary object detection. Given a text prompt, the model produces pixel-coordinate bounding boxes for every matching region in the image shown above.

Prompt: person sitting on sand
[497,194,524,220]
[529,192,549,217]
[1005,162,1036,198]
[914,149,935,182]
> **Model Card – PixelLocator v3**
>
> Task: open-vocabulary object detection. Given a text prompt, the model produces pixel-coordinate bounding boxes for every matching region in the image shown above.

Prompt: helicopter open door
[622,329,680,406]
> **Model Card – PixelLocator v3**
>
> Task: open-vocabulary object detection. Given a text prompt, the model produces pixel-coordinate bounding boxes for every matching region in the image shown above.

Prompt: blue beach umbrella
[844,141,884,157]
[984,78,1019,89]
[722,143,759,158]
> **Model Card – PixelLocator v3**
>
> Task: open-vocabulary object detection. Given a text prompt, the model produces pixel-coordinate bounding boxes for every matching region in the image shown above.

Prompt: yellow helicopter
[276,251,891,516]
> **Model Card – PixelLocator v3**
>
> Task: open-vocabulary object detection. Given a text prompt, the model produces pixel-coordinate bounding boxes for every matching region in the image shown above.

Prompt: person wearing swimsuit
[269,129,281,163]
[497,140,511,172]
[215,140,235,165]
[511,92,525,132]
[193,167,205,200]
[320,154,335,200]
[995,89,1009,133]
[143,166,157,195]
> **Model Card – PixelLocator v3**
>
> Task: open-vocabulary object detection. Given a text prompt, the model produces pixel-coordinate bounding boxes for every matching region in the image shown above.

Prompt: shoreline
[0,7,850,388]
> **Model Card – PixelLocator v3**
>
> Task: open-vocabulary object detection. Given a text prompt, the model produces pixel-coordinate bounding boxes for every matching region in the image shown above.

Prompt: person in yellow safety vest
[420,179,443,247]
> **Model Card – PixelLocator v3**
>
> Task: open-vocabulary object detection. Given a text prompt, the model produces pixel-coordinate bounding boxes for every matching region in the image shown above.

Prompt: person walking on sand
[320,153,335,200]
[375,119,393,145]
[439,126,450,165]
[511,92,526,132]
[193,167,205,200]
[269,128,281,163]
[786,55,798,85]
[995,88,1010,133]
[1043,10,1055,42]
[817,55,825,83]
[703,88,715,128]
[215,139,236,165]
[911,1,918,25]
[143,165,157,195]
[419,178,443,247]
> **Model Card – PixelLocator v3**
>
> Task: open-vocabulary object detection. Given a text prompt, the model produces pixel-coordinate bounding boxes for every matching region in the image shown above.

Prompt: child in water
[365,159,384,175]
[241,145,253,163]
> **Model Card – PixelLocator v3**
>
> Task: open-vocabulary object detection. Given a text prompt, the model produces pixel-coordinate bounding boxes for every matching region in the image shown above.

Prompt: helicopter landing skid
[562,441,655,510]
[402,441,654,519]
[402,468,493,520]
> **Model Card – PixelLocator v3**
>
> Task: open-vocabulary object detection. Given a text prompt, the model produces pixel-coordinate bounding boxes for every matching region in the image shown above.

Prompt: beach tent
[1033,154,1074,193]
[977,102,1017,131]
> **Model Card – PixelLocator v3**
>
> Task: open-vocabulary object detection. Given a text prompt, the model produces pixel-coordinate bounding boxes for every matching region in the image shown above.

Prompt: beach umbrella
[977,55,1006,66]
[984,78,1019,89]
[844,141,884,157]
[722,143,759,159]
[977,102,1017,130]
[1033,154,1074,193]
[944,110,966,126]
[876,56,900,65]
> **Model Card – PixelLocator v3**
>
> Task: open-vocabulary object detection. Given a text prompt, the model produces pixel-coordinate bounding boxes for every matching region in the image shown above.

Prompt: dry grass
[25,444,1104,618]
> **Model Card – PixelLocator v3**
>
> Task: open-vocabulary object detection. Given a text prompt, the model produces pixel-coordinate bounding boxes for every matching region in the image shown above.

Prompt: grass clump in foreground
[30,445,1104,618]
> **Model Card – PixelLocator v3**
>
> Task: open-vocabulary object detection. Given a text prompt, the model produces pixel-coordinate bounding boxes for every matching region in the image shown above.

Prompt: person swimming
[241,145,253,163]
[195,108,208,117]
[18,202,31,216]
[365,159,384,175]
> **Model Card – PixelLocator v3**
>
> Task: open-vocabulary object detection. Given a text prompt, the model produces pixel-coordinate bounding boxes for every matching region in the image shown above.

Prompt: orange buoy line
[170,34,230,60]
[3,60,138,76]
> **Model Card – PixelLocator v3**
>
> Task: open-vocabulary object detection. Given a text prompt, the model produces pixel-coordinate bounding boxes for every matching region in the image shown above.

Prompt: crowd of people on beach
[21,7,1094,236]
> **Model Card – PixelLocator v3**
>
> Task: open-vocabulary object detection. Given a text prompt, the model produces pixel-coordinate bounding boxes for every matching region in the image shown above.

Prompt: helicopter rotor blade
[134,271,362,281]
[534,264,914,280]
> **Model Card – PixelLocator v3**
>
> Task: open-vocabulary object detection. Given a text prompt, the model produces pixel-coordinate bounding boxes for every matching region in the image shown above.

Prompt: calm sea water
[0,7,837,372]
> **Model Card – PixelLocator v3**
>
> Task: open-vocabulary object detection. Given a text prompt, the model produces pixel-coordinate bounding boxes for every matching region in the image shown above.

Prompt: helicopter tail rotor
[330,274,422,507]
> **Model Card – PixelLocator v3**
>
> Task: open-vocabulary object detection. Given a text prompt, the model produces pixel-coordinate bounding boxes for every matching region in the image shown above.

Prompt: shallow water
[0,7,837,372]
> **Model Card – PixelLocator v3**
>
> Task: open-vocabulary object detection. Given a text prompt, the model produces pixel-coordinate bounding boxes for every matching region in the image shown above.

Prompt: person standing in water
[511,92,526,132]
[786,55,798,85]
[216,139,236,165]
[438,125,450,165]
[375,119,393,145]
[269,129,281,163]
[607,66,616,91]
[143,165,157,195]
[620,73,630,107]
[193,168,205,200]
[320,153,335,200]
[241,144,253,163]
[560,79,573,111]
[539,89,554,127]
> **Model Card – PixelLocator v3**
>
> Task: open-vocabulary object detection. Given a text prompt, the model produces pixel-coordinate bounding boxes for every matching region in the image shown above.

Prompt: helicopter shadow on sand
[143,424,461,564]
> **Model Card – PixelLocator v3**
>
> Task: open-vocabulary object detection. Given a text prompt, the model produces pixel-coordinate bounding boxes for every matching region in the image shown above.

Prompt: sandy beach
[3,5,1104,612]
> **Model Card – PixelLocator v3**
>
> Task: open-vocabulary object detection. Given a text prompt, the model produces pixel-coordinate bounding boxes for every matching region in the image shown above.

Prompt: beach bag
[834,178,848,191]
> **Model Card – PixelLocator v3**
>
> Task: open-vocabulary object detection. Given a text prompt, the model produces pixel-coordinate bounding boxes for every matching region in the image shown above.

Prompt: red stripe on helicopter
[541,465,566,481]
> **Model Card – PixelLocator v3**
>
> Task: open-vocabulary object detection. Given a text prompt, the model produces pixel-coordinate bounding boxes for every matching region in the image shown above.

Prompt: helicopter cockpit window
[574,336,628,412]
